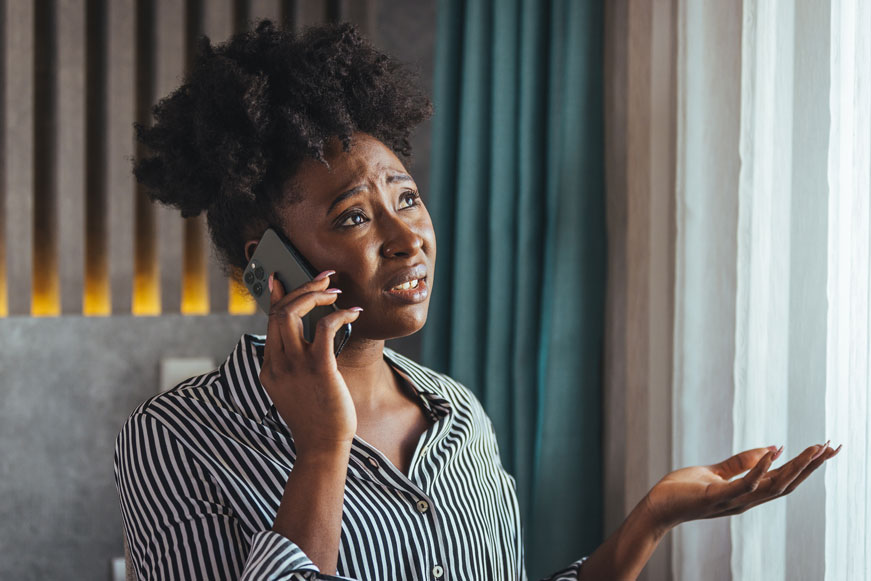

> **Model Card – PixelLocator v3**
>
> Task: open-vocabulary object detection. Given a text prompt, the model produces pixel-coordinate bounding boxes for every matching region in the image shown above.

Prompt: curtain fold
[423,1,605,577]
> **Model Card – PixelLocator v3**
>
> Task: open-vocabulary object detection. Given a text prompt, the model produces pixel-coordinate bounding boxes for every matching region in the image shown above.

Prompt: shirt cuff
[241,530,321,580]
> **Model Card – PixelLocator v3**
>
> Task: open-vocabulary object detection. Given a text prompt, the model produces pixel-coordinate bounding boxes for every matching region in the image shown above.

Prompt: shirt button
[432,565,444,578]
[416,500,429,513]
[367,457,380,470]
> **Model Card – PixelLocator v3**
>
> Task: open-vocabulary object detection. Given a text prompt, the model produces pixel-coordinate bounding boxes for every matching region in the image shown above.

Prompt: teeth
[392,278,420,291]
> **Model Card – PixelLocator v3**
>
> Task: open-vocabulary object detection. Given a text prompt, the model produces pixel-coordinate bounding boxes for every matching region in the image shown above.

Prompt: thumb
[711,446,777,479]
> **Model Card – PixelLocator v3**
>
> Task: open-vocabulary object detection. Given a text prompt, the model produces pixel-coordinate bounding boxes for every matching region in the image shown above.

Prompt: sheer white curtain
[825,0,871,578]
[672,0,871,579]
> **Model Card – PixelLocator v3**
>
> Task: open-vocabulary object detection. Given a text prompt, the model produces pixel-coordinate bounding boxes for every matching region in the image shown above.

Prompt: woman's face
[272,133,436,341]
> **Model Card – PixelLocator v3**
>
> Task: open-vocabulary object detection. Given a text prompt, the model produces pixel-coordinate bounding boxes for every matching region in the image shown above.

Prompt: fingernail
[833,444,843,456]
[811,445,828,461]
[773,446,784,460]
[325,288,342,294]
[268,274,273,293]
[349,306,364,312]
[314,270,336,281]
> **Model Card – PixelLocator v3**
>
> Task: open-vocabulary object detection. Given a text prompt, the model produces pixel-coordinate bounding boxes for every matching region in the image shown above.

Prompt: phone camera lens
[244,271,255,284]
[254,266,265,280]
[252,282,263,296]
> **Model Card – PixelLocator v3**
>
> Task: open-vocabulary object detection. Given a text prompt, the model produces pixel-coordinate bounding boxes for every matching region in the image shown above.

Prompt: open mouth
[390,278,422,291]
[384,273,429,304]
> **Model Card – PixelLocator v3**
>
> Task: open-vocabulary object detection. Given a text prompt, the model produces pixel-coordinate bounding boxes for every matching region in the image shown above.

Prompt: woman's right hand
[258,270,362,456]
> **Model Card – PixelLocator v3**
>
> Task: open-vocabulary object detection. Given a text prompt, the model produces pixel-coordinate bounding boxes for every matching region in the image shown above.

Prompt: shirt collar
[219,334,452,425]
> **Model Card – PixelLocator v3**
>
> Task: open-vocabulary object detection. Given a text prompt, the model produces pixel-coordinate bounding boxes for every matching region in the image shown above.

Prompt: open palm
[646,443,840,529]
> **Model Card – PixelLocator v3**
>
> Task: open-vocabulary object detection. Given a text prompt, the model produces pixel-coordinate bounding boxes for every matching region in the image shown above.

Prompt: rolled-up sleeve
[114,412,337,580]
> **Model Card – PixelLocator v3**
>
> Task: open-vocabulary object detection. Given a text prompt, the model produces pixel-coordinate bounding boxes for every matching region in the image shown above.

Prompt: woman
[116,22,839,580]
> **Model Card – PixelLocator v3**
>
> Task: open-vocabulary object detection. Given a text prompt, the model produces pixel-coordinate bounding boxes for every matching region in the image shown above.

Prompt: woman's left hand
[643,443,841,533]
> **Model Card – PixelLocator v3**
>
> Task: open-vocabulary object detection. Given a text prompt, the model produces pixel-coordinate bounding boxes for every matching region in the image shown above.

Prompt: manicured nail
[811,443,829,461]
[268,274,274,293]
[832,444,843,456]
[314,270,336,281]
[773,446,784,460]
[325,288,342,294]
[349,306,364,312]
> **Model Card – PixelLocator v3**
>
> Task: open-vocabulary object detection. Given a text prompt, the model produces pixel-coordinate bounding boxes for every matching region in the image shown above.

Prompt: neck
[335,336,394,409]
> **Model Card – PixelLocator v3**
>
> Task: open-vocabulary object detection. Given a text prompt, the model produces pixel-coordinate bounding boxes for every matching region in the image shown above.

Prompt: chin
[352,306,429,341]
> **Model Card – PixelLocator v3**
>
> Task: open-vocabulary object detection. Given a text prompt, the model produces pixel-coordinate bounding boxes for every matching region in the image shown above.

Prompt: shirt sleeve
[536,558,588,581]
[114,411,351,581]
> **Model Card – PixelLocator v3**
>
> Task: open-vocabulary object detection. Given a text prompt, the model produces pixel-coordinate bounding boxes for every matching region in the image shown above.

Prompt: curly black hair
[134,20,432,274]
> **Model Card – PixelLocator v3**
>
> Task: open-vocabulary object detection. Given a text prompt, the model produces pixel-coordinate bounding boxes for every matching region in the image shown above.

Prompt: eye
[398,190,421,209]
[338,211,368,228]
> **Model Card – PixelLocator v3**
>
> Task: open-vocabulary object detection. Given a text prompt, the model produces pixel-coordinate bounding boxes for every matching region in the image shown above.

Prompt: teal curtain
[422,0,605,577]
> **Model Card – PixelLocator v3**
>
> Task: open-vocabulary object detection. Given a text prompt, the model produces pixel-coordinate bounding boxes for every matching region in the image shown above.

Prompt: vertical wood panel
[83,0,109,315]
[0,0,7,316]
[279,0,297,29]
[132,0,158,314]
[153,0,185,314]
[338,0,375,38]
[296,0,327,28]
[4,2,33,315]
[57,0,86,314]
[107,0,134,313]
[32,0,59,316]
[203,0,233,314]
[249,0,282,26]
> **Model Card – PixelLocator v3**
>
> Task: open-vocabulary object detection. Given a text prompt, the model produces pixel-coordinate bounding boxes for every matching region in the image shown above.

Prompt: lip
[383,265,429,304]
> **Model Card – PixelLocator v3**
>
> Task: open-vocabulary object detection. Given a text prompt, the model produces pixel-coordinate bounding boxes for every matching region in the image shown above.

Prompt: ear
[244,240,259,263]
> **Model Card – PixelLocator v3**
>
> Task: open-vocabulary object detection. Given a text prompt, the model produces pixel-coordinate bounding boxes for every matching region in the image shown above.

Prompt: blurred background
[2,1,871,580]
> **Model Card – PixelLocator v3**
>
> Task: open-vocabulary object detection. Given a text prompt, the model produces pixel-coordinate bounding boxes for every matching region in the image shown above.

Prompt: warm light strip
[132,271,161,315]
[31,272,61,316]
[228,278,257,314]
[0,265,7,318]
[83,271,111,315]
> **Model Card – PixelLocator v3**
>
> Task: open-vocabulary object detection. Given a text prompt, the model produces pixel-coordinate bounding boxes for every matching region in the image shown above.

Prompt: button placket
[416,499,429,514]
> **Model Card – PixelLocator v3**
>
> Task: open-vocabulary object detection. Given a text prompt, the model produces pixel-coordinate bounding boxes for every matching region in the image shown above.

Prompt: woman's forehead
[290,135,411,205]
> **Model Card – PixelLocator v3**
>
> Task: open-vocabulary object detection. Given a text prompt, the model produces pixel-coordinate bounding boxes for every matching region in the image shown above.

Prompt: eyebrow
[325,173,415,216]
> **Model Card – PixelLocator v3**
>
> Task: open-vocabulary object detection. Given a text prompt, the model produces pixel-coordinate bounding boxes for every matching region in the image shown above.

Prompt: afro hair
[133,20,432,273]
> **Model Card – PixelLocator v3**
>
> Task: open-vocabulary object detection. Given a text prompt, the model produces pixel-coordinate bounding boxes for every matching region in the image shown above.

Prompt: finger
[760,444,826,494]
[711,447,775,480]
[780,445,840,496]
[264,274,289,360]
[270,270,335,310]
[723,444,828,511]
[714,451,774,501]
[312,307,363,364]
[271,289,343,353]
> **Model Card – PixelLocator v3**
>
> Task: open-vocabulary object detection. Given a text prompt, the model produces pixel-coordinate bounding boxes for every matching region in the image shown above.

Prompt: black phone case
[243,228,351,356]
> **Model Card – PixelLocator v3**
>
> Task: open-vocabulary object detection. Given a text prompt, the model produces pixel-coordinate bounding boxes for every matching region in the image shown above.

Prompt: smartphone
[243,228,352,356]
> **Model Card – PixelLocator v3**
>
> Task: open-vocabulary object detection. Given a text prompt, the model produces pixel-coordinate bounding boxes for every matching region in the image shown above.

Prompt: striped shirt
[115,334,586,580]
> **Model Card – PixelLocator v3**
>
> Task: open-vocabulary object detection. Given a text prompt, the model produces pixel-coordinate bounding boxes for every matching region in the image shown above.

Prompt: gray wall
[0,1,436,579]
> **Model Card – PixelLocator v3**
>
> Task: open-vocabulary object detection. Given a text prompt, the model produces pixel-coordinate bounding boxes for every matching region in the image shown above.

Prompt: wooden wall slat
[0,0,7,316]
[295,0,327,28]
[203,0,234,314]
[107,0,134,314]
[32,0,59,316]
[249,0,282,26]
[83,0,110,315]
[132,0,158,314]
[57,0,86,315]
[339,0,375,39]
[153,0,185,314]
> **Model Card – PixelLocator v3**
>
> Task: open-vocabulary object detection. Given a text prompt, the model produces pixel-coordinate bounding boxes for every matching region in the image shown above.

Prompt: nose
[380,214,423,259]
